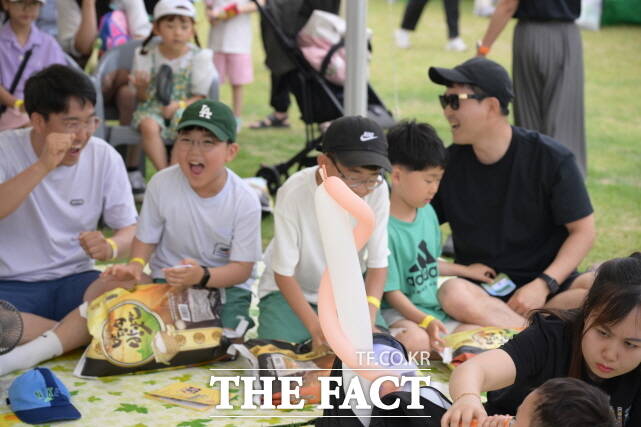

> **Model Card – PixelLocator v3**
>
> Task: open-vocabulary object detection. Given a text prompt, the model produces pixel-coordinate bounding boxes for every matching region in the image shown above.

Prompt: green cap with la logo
[177,99,237,142]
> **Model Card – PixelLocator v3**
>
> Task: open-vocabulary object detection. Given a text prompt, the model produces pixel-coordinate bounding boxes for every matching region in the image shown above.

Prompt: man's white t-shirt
[0,128,138,281]
[207,0,252,54]
[136,165,262,291]
[257,166,390,304]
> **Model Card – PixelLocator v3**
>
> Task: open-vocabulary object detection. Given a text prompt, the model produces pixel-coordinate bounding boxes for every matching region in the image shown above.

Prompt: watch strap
[195,265,210,289]
[538,272,559,295]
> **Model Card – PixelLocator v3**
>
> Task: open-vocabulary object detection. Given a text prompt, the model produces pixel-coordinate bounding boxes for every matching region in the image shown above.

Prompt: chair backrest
[92,39,144,139]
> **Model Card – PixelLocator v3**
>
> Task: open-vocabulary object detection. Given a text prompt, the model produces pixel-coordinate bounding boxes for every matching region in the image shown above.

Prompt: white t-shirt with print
[136,165,262,290]
[257,166,390,304]
[131,44,216,96]
[0,128,138,281]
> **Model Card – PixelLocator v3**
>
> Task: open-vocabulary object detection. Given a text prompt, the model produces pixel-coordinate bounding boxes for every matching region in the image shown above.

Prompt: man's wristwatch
[194,266,210,289]
[538,272,560,295]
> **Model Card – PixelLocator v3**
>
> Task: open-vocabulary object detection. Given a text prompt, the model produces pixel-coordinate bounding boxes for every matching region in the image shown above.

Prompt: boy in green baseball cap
[104,99,262,334]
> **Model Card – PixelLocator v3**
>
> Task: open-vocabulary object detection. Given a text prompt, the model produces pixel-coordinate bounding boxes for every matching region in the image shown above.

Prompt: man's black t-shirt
[486,314,641,426]
[513,0,581,22]
[432,126,593,287]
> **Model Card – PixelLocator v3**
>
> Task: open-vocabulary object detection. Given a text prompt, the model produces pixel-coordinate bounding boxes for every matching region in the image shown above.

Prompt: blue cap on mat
[6,367,81,425]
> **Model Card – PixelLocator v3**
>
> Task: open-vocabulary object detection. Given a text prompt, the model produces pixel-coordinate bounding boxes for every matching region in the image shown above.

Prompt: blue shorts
[0,270,100,321]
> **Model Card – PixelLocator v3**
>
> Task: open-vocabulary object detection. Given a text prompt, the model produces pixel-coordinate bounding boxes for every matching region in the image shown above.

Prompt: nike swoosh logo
[360,135,378,142]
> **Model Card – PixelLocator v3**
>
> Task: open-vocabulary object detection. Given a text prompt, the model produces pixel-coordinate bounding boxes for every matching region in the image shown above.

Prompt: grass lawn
[186,0,641,267]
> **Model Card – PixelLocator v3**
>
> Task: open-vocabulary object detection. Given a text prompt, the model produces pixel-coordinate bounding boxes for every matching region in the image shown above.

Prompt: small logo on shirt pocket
[70,199,85,206]
[213,243,230,258]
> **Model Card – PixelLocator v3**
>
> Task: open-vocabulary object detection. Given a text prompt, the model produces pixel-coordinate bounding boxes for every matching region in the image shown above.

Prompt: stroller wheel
[256,165,281,196]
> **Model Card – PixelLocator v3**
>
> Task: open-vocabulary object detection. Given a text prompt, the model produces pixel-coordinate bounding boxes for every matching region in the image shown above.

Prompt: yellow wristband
[419,315,435,329]
[178,100,187,110]
[14,99,24,110]
[130,257,146,267]
[105,238,118,260]
[367,296,381,309]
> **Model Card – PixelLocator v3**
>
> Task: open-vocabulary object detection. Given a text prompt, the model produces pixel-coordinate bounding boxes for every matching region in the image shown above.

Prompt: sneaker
[395,29,411,49]
[445,37,468,52]
[128,170,146,203]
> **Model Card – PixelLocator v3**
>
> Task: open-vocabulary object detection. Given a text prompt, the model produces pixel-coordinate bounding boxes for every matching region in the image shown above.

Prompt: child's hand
[207,7,223,23]
[481,415,513,427]
[161,101,180,120]
[441,394,487,427]
[102,263,143,283]
[425,318,447,353]
[163,258,204,287]
[464,263,496,283]
[130,70,150,91]
[79,231,112,261]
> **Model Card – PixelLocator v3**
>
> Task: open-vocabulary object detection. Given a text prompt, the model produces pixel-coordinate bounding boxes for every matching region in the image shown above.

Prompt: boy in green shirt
[383,120,521,355]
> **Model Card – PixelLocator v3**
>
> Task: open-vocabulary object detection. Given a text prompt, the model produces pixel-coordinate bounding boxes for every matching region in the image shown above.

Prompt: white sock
[0,331,63,376]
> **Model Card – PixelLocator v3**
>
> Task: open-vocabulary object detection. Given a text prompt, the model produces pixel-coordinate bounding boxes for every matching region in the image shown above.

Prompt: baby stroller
[252,0,395,195]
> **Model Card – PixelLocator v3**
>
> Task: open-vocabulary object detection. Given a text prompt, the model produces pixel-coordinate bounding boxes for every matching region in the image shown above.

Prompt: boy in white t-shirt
[0,65,138,376]
[257,116,391,350]
[105,99,262,333]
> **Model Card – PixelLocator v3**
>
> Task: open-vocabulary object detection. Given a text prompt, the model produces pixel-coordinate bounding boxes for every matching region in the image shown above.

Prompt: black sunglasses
[439,93,487,110]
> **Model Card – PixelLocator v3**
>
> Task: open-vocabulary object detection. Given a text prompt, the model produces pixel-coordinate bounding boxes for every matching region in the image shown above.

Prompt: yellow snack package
[74,284,229,377]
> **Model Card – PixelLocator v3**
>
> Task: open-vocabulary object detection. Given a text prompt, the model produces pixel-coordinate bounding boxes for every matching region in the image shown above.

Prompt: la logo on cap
[360,131,378,142]
[198,104,212,119]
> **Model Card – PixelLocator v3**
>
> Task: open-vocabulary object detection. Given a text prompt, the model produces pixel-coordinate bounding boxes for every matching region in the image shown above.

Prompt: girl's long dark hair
[141,15,200,55]
[538,253,641,378]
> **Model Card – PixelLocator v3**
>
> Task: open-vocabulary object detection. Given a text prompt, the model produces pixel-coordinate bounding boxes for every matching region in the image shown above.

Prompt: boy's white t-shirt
[257,166,390,304]
[131,45,216,96]
[207,0,252,54]
[136,165,262,290]
[0,129,138,281]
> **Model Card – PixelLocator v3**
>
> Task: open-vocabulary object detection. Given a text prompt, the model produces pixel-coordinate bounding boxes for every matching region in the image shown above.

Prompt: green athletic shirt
[382,204,447,320]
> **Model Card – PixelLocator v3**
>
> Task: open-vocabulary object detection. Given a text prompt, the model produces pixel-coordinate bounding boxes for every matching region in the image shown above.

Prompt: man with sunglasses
[257,115,391,349]
[427,57,596,320]
[0,65,138,375]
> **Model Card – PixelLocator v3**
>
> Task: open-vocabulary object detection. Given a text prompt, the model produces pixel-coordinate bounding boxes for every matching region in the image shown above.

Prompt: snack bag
[75,284,230,377]
[443,327,521,370]
[230,339,334,405]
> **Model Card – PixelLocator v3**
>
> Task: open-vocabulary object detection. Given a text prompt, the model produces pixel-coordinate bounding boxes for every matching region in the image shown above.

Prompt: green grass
[180,0,641,265]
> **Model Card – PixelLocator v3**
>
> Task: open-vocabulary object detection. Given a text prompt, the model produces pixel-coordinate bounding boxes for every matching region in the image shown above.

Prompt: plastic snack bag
[75,284,230,377]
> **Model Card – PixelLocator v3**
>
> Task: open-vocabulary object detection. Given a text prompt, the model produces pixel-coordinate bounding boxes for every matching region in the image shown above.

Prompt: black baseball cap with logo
[321,115,391,172]
[428,57,514,109]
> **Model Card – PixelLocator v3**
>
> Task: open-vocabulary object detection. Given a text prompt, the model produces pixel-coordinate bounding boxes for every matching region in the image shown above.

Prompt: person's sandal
[249,113,290,129]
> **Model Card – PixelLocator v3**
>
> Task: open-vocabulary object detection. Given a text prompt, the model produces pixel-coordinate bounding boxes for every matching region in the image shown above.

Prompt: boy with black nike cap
[257,115,391,349]
[427,57,596,319]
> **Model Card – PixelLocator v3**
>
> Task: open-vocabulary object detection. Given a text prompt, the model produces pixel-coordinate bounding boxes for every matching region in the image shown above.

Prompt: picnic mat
[0,349,452,427]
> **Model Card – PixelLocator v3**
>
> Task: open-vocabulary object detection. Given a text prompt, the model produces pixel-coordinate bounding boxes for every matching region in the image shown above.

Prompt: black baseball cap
[321,115,391,172]
[428,57,514,108]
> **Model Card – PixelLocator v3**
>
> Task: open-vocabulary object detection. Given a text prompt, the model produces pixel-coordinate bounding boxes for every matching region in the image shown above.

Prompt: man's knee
[438,278,481,312]
[570,272,595,290]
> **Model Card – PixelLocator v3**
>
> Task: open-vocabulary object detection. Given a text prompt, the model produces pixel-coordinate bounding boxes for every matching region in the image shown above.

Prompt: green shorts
[153,279,253,330]
[257,291,387,344]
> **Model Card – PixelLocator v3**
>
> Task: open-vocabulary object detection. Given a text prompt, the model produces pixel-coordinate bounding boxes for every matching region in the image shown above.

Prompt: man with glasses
[257,115,391,349]
[0,65,137,375]
[427,57,596,320]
